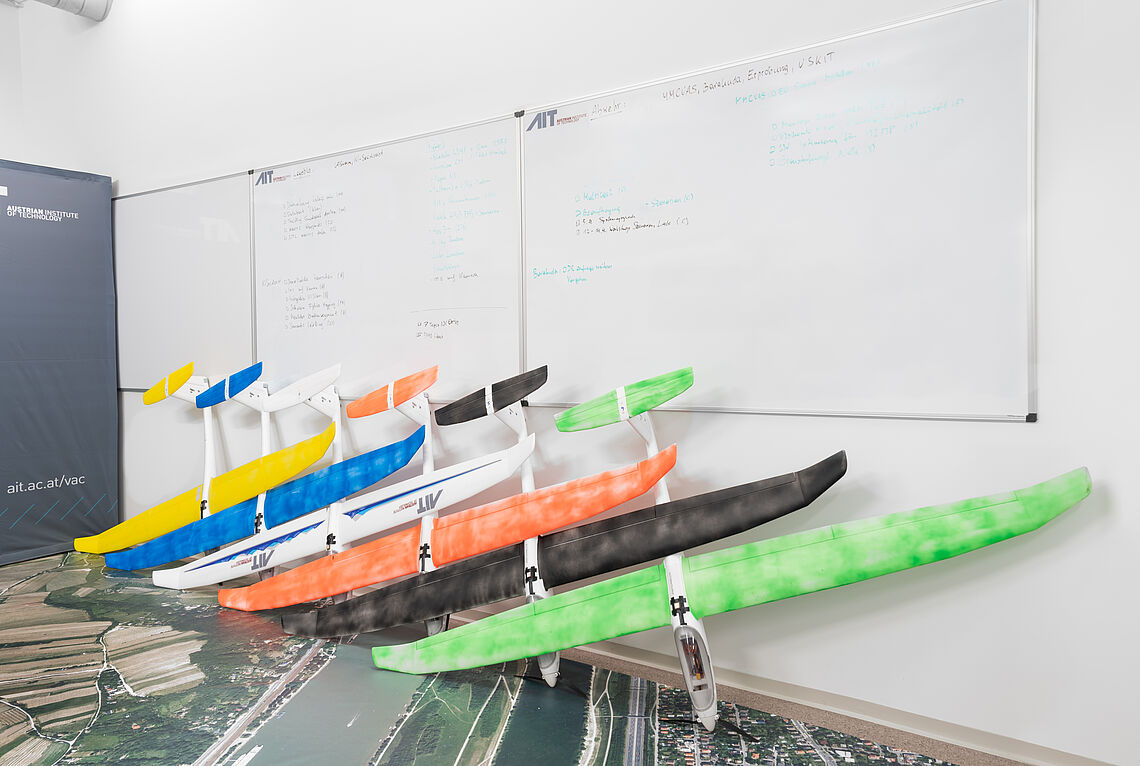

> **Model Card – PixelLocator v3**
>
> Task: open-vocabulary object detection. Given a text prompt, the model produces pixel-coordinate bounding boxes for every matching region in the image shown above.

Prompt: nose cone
[538,652,560,687]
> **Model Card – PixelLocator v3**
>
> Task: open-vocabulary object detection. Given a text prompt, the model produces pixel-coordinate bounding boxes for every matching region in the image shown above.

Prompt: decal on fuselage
[418,490,443,515]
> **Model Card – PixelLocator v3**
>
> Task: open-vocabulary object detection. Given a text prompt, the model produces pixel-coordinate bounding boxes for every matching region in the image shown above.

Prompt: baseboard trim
[573,640,1110,766]
[455,609,1108,766]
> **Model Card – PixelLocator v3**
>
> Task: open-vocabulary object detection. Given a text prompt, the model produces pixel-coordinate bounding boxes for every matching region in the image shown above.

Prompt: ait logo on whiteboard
[525,108,587,131]
[254,170,291,185]
[526,110,557,131]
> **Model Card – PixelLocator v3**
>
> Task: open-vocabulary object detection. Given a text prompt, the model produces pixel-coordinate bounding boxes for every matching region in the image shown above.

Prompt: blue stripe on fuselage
[344,458,503,519]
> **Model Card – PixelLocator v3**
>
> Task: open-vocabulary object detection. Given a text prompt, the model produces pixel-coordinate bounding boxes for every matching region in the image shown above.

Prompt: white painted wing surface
[263,363,342,412]
[337,434,535,545]
[152,511,333,590]
[231,364,342,413]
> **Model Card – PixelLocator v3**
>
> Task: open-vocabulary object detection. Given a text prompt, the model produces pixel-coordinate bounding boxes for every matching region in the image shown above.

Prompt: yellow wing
[209,422,335,510]
[75,486,202,554]
[75,422,335,554]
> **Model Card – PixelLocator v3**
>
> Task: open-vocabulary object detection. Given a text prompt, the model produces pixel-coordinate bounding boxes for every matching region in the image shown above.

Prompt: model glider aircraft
[281,364,615,638]
[371,467,1091,731]
[217,443,676,611]
[151,431,531,590]
[281,449,847,638]
[151,367,539,591]
[78,360,292,554]
[112,366,435,572]
[105,427,424,571]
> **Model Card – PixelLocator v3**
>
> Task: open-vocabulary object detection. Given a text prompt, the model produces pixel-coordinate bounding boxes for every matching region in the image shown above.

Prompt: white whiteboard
[113,174,254,390]
[253,118,521,400]
[522,0,1034,419]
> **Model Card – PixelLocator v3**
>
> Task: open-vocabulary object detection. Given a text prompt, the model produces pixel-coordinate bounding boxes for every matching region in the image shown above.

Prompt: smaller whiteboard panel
[114,175,254,389]
[254,118,521,400]
[523,0,1034,419]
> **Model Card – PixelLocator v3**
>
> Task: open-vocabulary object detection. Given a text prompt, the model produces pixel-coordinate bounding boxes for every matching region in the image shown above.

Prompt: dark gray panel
[0,160,117,565]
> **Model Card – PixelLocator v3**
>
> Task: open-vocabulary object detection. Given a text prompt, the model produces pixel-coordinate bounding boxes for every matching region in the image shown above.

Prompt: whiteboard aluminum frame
[516,113,529,379]
[1024,0,1039,419]
[518,0,1038,423]
[248,170,258,365]
[112,169,250,202]
[247,113,519,180]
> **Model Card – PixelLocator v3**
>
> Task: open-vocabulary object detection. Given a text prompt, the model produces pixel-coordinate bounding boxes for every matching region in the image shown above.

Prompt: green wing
[554,367,694,432]
[372,564,671,674]
[686,467,1091,618]
[373,467,1090,675]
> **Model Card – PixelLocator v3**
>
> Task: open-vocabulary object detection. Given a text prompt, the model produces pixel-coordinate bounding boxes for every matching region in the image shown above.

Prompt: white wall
[0,5,23,154]
[9,1,1139,763]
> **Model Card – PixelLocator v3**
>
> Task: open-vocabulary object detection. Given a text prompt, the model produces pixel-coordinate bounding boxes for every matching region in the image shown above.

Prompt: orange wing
[433,445,676,565]
[218,445,676,611]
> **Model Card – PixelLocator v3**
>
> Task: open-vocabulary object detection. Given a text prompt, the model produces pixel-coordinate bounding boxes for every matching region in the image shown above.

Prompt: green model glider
[373,467,1090,676]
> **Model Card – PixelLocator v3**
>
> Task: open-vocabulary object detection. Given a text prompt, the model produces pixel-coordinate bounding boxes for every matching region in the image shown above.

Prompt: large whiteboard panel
[114,175,254,389]
[524,0,1034,419]
[254,118,521,400]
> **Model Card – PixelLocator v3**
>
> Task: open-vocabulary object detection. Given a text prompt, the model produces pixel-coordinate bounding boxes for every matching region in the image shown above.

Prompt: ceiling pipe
[30,0,112,21]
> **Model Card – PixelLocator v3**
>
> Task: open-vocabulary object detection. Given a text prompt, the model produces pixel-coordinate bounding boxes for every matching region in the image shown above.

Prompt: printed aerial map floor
[0,553,958,765]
